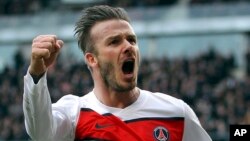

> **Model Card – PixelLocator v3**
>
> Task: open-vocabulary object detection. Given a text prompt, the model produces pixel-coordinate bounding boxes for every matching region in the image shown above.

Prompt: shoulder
[54,94,81,106]
[151,91,182,102]
[52,92,95,110]
[142,89,185,107]
[52,94,82,114]
[140,89,193,117]
[51,94,86,125]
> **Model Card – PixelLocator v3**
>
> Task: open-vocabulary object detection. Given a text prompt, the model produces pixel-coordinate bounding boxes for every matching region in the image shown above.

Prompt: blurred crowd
[0,47,250,141]
[0,0,177,15]
[190,0,250,4]
[2,0,250,15]
[0,0,51,15]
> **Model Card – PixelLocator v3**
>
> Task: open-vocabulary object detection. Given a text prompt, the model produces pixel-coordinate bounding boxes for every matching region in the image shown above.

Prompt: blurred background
[1,0,250,140]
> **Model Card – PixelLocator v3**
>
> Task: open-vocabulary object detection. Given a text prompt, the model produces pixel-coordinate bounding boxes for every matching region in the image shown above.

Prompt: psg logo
[153,126,169,141]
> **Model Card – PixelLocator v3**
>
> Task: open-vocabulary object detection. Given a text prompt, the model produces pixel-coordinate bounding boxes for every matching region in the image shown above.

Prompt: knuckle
[32,35,57,44]
[32,42,52,49]
[46,35,57,42]
[31,49,39,59]
[32,42,39,48]
[44,49,50,54]
[32,36,40,43]
[31,47,39,55]
[45,42,53,48]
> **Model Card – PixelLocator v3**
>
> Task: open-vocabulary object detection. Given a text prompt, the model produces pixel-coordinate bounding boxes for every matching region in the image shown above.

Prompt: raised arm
[23,35,76,141]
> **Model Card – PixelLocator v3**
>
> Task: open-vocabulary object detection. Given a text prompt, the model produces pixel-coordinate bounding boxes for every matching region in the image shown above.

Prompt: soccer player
[23,5,212,141]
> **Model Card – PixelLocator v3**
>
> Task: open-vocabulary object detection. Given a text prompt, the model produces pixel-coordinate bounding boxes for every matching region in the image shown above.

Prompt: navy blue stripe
[80,108,94,112]
[125,117,184,123]
[80,108,112,116]
[75,137,110,141]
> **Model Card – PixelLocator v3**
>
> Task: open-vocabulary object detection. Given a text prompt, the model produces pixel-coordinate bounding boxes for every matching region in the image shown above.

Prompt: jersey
[23,72,212,141]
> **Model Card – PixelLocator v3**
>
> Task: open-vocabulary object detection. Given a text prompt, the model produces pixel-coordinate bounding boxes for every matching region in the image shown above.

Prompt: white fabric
[23,72,212,141]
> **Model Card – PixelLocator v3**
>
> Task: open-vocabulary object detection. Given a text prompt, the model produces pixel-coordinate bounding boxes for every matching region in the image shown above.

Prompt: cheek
[98,51,116,63]
[107,51,116,58]
[102,48,118,59]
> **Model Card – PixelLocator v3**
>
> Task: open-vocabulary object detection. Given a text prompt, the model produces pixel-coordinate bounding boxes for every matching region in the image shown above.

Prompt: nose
[122,39,134,54]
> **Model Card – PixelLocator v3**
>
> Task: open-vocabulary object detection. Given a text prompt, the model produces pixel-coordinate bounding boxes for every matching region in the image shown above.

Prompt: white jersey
[23,72,212,141]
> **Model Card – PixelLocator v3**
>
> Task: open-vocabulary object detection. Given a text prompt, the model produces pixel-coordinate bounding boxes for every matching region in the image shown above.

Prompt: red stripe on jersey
[75,108,184,141]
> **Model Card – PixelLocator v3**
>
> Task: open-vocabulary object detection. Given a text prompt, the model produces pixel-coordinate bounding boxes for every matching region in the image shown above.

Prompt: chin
[124,81,137,90]
[114,82,136,92]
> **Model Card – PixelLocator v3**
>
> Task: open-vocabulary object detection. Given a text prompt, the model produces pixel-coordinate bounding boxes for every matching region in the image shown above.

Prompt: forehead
[90,19,135,41]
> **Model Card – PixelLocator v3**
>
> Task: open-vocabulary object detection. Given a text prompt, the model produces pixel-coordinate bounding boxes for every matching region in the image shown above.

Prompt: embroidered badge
[153,126,169,141]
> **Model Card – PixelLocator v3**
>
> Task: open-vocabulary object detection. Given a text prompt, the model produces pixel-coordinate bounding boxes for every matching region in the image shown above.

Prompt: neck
[93,86,140,109]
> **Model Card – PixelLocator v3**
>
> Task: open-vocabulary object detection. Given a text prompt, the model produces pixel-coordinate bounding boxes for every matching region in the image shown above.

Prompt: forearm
[23,35,69,141]
[23,72,54,140]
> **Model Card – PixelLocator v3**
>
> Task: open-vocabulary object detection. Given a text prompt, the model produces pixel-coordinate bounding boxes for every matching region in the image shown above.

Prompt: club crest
[153,126,169,141]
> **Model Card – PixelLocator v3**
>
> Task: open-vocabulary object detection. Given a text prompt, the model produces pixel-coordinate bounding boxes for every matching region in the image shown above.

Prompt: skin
[86,19,140,108]
[29,19,140,109]
[29,35,64,76]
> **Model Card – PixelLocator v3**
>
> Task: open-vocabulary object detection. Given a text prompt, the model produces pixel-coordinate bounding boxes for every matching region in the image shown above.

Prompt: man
[23,5,212,141]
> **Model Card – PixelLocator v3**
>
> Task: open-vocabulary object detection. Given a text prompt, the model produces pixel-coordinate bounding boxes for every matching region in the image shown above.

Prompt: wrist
[29,72,45,84]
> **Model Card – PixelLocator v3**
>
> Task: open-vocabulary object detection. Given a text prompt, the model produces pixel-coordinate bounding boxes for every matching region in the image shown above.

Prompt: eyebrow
[106,35,120,41]
[127,34,137,40]
[106,33,137,41]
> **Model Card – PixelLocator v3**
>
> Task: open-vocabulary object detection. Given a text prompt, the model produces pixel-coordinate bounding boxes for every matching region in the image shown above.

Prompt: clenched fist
[29,35,64,77]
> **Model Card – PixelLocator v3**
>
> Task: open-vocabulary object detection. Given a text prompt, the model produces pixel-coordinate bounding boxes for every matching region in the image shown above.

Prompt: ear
[85,53,97,68]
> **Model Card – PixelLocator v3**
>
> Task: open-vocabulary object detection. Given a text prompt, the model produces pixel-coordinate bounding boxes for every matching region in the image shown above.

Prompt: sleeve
[23,72,80,141]
[182,102,212,141]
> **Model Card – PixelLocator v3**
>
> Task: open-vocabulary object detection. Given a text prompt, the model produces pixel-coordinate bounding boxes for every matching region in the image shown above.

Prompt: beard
[98,59,136,92]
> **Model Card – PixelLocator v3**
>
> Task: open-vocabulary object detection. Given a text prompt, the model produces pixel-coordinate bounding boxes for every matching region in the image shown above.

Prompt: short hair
[74,5,131,55]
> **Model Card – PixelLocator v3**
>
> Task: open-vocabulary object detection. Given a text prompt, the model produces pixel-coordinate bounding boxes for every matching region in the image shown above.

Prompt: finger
[56,40,64,49]
[52,40,64,54]
[33,35,57,42]
[32,47,50,59]
[33,35,57,47]
[32,42,56,53]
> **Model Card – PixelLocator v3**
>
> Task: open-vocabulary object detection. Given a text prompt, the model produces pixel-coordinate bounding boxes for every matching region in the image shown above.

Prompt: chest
[74,108,184,141]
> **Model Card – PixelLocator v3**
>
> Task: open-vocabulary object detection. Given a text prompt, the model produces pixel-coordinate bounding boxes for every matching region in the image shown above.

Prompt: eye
[109,38,120,45]
[127,36,137,45]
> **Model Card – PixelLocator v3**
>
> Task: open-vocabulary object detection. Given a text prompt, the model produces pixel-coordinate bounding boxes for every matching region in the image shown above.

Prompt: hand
[29,35,64,76]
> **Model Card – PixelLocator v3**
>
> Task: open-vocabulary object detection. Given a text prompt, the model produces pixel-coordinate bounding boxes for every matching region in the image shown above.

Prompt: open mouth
[122,60,135,74]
